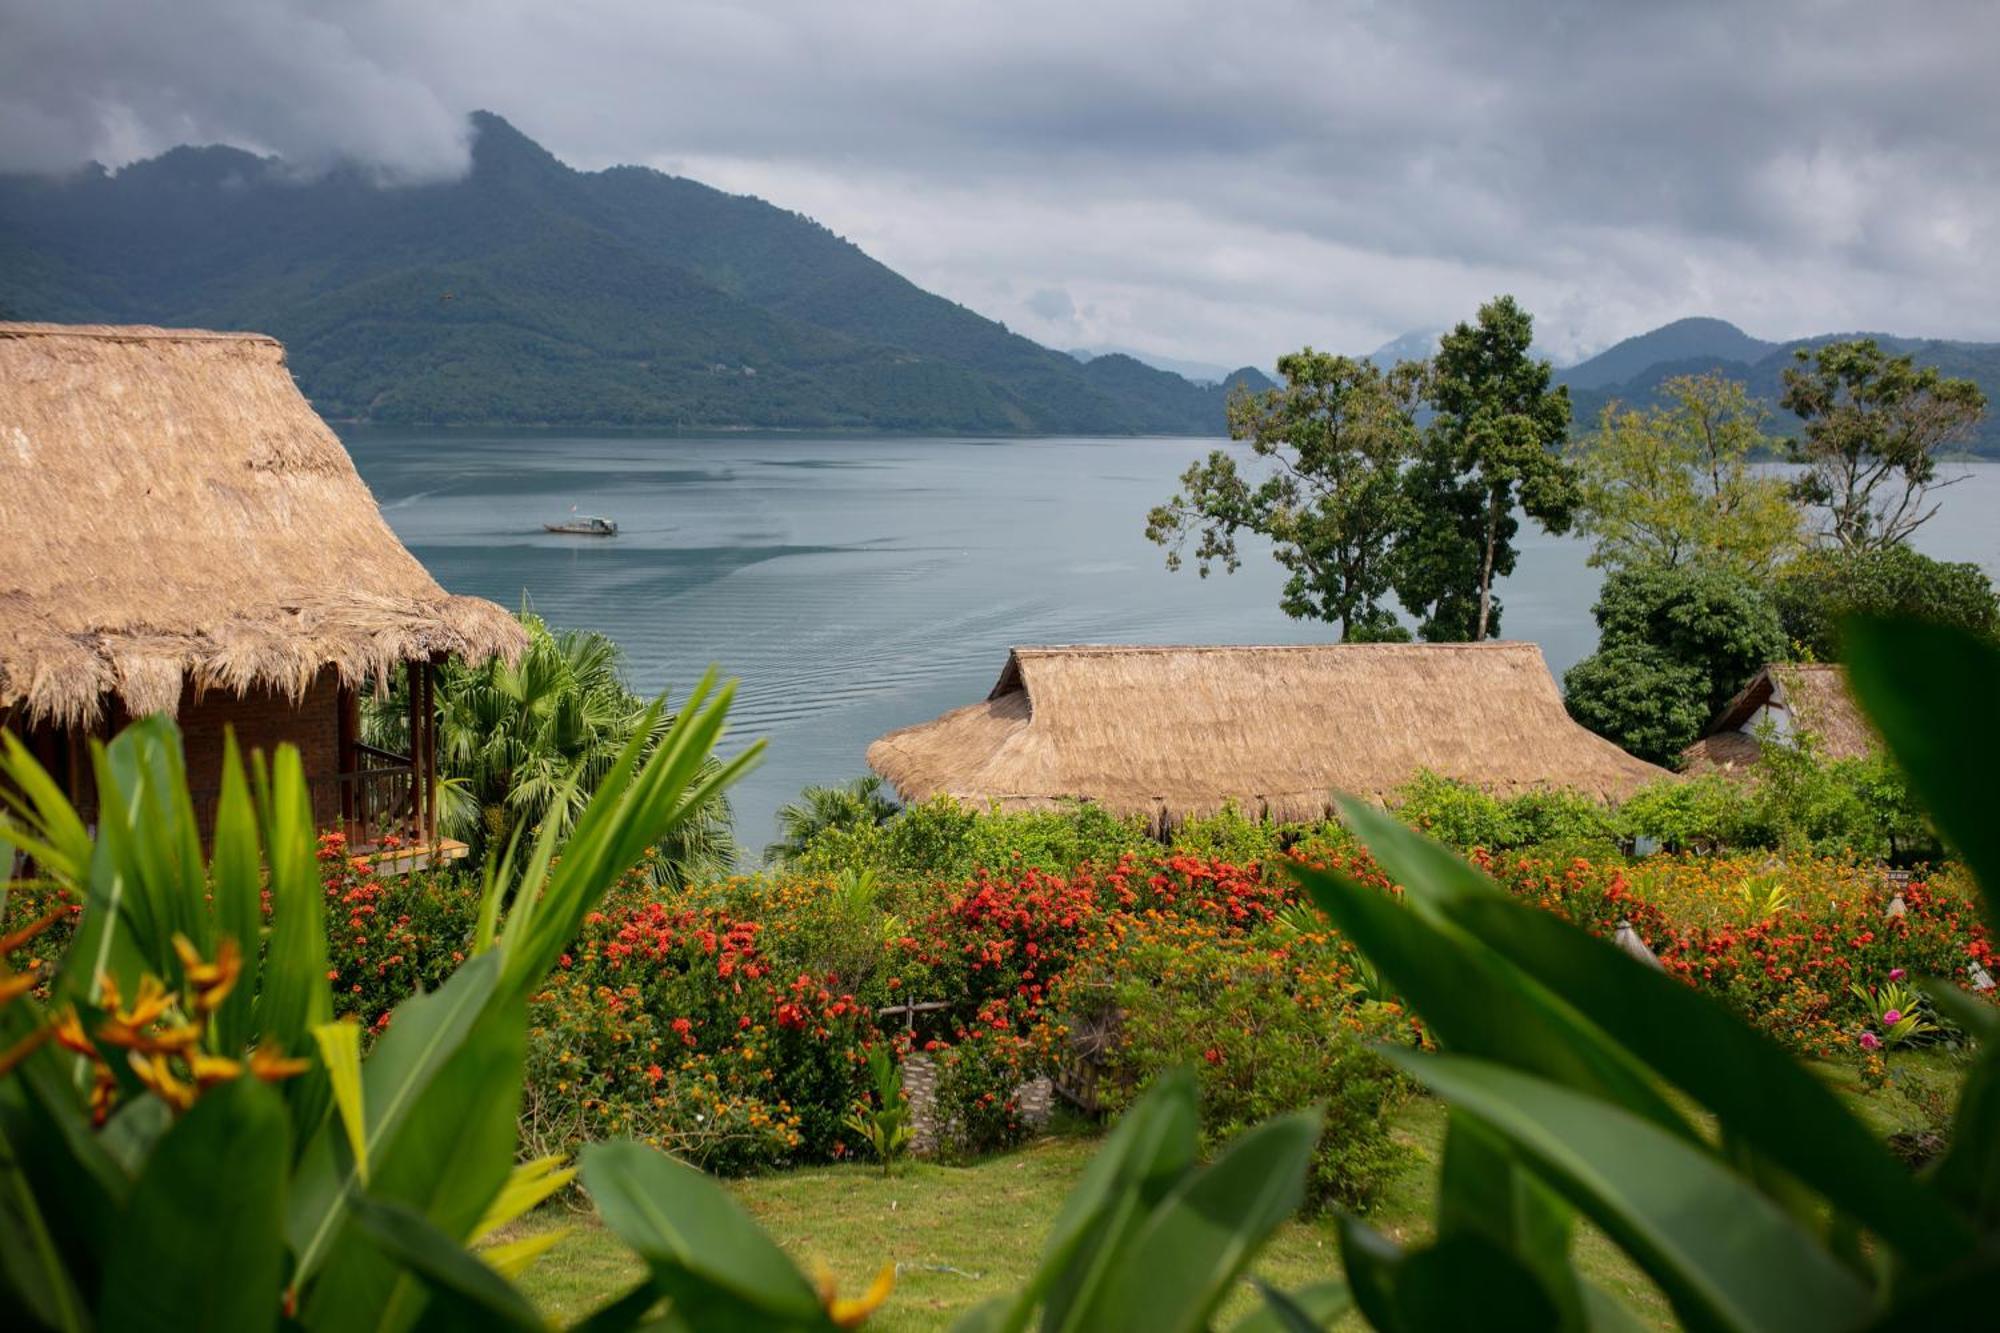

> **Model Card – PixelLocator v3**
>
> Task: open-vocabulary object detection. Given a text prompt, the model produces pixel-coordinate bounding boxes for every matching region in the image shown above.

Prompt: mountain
[1069,345,1235,385]
[1559,316,1778,390]
[0,112,1259,434]
[1555,317,2000,455]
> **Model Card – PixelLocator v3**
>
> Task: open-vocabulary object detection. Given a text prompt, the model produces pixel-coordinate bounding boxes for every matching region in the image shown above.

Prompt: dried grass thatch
[867,642,1669,825]
[0,322,526,726]
[1679,663,1875,776]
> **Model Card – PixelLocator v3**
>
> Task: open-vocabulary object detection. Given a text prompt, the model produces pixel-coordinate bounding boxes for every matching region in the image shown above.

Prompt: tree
[1395,296,1578,641]
[765,775,902,864]
[370,610,739,881]
[1562,563,1787,764]
[1571,373,1801,576]
[1145,349,1418,640]
[1780,338,1986,551]
[1772,544,2000,660]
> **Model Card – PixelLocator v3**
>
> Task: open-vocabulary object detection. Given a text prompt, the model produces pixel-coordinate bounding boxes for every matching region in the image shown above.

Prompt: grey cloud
[2,0,1996,366]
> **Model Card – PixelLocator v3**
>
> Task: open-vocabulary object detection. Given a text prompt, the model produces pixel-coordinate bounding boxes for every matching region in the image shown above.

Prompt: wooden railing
[180,747,429,850]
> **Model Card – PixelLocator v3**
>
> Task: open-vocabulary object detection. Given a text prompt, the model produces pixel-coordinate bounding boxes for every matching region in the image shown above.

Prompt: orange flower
[172,934,242,1016]
[189,1052,245,1088]
[129,1051,197,1113]
[0,963,40,1005]
[815,1261,895,1329]
[247,1041,311,1083]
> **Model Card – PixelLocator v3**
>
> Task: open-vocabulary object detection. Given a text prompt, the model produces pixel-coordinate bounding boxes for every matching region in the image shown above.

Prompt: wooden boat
[543,515,619,536]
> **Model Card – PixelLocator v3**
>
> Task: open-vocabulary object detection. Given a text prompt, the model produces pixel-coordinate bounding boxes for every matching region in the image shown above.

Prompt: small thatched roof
[867,642,1669,824]
[1680,663,1875,776]
[0,322,526,726]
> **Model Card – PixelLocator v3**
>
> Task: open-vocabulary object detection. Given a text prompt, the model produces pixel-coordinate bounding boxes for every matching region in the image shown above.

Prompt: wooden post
[875,998,949,1032]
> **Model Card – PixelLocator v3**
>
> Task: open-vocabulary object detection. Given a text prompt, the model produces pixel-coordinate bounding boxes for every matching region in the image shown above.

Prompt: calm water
[343,431,2000,850]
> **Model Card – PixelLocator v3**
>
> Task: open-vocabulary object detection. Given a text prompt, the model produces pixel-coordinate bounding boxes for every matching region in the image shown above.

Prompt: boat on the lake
[543,515,619,536]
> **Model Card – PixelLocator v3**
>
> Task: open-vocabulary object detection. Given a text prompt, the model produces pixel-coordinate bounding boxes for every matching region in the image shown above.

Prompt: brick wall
[176,668,346,799]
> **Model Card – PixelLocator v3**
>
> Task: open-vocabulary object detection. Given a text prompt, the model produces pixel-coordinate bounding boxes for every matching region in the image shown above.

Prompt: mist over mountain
[0,112,1265,433]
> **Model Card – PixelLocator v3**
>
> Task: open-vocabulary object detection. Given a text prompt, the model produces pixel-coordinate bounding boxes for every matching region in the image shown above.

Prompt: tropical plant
[1571,372,1801,577]
[842,1045,915,1177]
[1144,348,1419,640]
[1281,615,2000,1330]
[949,1070,1349,1333]
[1781,338,1987,551]
[0,679,931,1332]
[765,776,901,865]
[373,609,739,880]
[1394,295,1579,642]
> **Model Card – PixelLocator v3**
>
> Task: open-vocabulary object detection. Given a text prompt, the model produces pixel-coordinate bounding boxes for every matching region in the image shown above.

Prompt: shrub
[1064,910,1410,1209]
[1393,771,1620,855]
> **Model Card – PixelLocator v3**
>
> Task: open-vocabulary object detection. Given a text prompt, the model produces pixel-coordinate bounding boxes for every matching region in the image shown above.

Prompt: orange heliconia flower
[247,1041,311,1083]
[815,1261,895,1329]
[171,934,242,1016]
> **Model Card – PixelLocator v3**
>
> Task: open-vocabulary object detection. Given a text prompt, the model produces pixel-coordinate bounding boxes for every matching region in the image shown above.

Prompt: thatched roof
[0,322,525,726]
[1680,664,1875,776]
[867,642,1669,824]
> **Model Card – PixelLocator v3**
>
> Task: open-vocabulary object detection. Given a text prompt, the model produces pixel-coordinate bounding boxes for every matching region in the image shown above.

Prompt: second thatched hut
[866,642,1668,827]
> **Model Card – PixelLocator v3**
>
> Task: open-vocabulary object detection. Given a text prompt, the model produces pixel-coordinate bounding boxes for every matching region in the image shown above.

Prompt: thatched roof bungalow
[0,322,524,859]
[1679,664,1873,777]
[867,642,1668,826]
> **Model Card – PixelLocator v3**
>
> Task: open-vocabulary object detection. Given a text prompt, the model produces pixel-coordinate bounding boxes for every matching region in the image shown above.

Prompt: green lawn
[503,1052,1953,1330]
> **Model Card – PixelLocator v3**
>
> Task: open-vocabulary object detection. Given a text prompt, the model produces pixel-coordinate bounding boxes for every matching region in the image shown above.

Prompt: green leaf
[347,1196,545,1333]
[315,1021,369,1184]
[208,730,265,1053]
[99,1078,291,1333]
[1384,1050,1870,1333]
[580,1138,825,1330]
[305,1000,526,1332]
[1334,1215,1407,1333]
[1436,890,1974,1266]
[1034,1069,1201,1333]
[1393,1233,1562,1330]
[254,744,332,1049]
[1919,978,1998,1043]
[1078,1109,1321,1333]
[1231,1279,1351,1333]
[1842,618,2000,936]
[287,949,502,1290]
[0,1109,88,1333]
[474,1156,578,1242]
[1436,1110,1581,1325]
[1290,853,1689,1136]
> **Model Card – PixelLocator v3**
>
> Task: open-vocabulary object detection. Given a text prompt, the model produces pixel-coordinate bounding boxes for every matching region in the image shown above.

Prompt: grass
[504,1050,1961,1329]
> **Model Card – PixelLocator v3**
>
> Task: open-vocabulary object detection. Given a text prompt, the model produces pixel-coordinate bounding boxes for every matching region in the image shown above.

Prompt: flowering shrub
[1054,906,1412,1209]
[317,832,482,1028]
[1460,849,1994,1057]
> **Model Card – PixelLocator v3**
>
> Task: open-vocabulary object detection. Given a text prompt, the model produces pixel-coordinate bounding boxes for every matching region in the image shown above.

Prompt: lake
[343,431,2000,851]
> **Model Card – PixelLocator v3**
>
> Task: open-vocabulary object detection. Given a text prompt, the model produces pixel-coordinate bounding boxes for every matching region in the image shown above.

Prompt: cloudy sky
[4,0,1996,370]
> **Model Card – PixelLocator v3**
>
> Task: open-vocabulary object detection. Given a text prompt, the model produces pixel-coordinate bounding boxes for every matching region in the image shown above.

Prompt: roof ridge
[1011,641,1538,654]
[0,322,278,345]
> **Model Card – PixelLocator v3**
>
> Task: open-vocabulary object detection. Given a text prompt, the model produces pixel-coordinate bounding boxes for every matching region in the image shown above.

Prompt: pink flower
[1882,1009,1903,1025]
[1888,968,1907,981]
[1859,1032,1882,1051]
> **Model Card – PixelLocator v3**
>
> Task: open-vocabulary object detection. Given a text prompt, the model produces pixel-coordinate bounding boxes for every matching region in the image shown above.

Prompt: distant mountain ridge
[0,112,1268,433]
[1552,316,2000,455]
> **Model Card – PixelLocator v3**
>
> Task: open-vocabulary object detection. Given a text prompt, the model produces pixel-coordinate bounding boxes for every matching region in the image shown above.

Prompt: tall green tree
[1395,296,1579,641]
[1773,544,2000,660]
[1145,350,1418,640]
[1562,562,1787,765]
[1572,373,1801,576]
[1781,338,1987,551]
